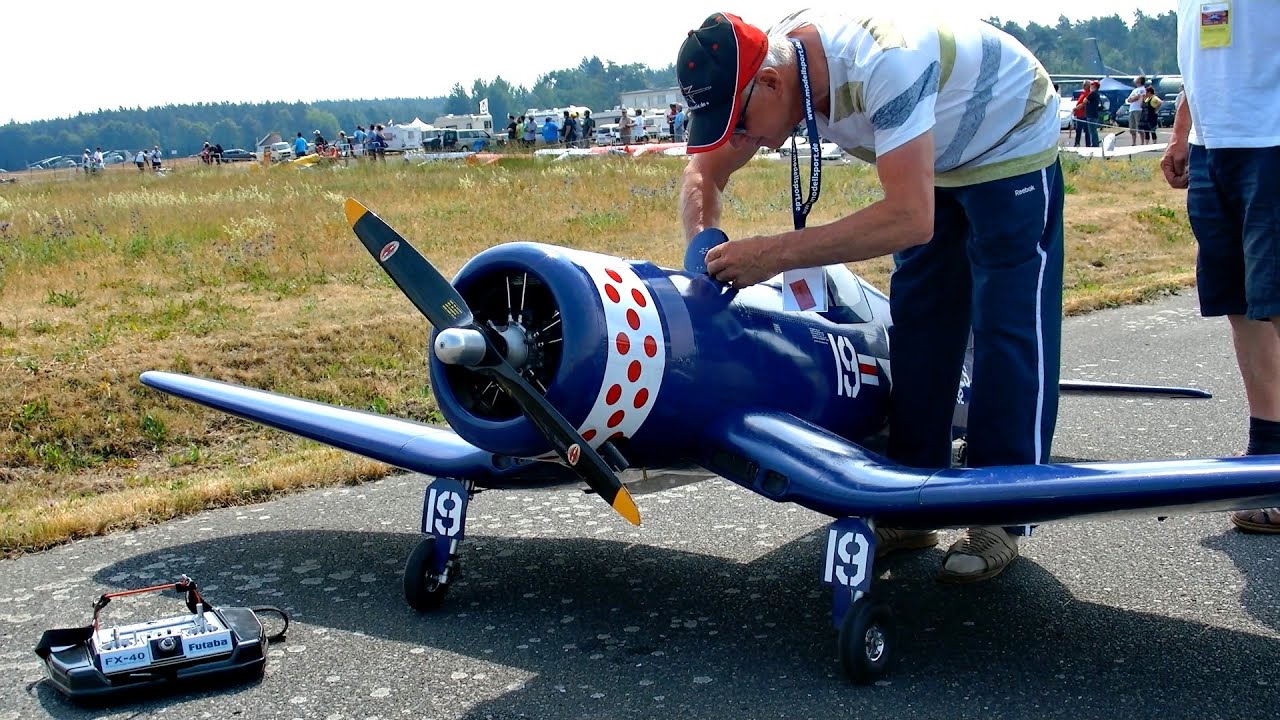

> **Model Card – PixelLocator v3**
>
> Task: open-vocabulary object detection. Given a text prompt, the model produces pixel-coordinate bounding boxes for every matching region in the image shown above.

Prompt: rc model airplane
[141,200,1280,683]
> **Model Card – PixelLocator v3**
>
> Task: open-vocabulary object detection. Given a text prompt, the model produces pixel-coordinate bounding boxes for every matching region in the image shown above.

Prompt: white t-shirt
[1177,0,1280,148]
[1127,85,1145,112]
[769,10,1060,187]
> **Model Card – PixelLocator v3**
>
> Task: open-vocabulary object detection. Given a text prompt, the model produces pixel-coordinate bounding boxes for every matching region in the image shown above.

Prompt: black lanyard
[791,37,822,230]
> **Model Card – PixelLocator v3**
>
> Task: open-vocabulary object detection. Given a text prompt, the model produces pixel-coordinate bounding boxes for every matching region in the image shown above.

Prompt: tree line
[0,12,1176,171]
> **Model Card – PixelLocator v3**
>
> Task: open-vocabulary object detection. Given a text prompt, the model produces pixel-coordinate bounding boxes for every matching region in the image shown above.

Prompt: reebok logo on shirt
[1014,185,1036,197]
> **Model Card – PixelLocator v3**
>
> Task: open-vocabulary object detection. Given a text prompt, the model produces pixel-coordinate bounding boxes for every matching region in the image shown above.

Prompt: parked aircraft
[141,200,1280,683]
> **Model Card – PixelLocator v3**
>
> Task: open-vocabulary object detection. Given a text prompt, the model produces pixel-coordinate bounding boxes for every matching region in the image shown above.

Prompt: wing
[702,411,1280,529]
[139,371,576,486]
[1060,143,1167,159]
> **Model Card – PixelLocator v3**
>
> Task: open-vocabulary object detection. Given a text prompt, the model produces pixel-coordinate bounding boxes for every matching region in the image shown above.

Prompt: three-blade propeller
[344,199,641,526]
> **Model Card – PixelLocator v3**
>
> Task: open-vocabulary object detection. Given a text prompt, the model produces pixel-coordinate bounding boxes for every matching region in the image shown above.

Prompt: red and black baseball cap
[676,12,768,153]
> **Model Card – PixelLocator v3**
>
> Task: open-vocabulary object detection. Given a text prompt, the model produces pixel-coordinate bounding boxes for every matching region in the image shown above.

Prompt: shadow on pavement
[67,528,1280,719]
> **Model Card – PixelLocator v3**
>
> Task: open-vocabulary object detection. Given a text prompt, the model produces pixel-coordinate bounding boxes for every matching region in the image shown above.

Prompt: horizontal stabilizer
[706,411,1280,528]
[139,372,567,484]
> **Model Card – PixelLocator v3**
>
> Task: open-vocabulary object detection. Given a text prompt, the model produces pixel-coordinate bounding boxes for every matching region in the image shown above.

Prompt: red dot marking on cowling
[606,384,622,405]
[626,309,641,330]
[616,333,631,355]
[607,410,626,428]
[627,360,642,382]
[606,269,623,283]
[609,431,625,441]
[605,284,621,303]
[582,429,597,441]
[633,388,649,409]
[643,336,657,357]
[631,288,647,308]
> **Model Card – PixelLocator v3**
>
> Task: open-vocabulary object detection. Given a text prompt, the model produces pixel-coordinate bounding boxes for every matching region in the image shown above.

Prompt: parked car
[457,129,495,150]
[595,123,619,145]
[1156,96,1177,127]
[220,148,256,162]
[264,141,292,161]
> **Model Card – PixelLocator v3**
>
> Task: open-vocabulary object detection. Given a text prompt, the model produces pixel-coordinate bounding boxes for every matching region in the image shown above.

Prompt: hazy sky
[4,0,1175,123]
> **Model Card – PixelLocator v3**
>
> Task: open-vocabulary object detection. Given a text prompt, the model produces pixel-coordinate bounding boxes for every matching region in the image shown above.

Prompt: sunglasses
[733,83,756,136]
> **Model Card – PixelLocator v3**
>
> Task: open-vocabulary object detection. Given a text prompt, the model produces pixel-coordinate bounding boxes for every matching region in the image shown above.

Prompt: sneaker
[1230,508,1280,534]
[874,527,939,558]
[937,527,1018,584]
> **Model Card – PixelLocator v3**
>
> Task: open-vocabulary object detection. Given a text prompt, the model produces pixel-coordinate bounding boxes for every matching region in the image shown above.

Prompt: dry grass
[0,152,1196,554]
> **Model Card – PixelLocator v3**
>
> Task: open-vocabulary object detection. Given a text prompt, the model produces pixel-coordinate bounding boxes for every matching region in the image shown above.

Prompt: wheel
[404,535,451,612]
[838,600,895,684]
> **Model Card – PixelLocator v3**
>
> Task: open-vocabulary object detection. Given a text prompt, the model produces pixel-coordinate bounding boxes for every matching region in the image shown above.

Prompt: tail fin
[1083,37,1106,77]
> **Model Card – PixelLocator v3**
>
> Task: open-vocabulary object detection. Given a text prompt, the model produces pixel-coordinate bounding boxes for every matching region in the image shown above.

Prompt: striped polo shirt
[770,11,1060,187]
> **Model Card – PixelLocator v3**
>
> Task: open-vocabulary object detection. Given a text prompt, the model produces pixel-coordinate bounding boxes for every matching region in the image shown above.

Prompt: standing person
[134,149,147,171]
[667,103,678,140]
[523,116,537,146]
[92,147,104,173]
[1125,75,1147,146]
[82,148,91,173]
[1161,0,1280,532]
[1084,80,1102,147]
[677,10,1063,582]
[294,132,308,158]
[1072,80,1090,147]
[673,104,686,142]
[581,110,596,147]
[619,107,634,145]
[1140,84,1161,143]
[506,114,518,144]
[150,145,162,171]
[211,142,224,164]
[541,117,559,146]
[632,109,646,142]
[373,124,388,161]
[354,125,367,158]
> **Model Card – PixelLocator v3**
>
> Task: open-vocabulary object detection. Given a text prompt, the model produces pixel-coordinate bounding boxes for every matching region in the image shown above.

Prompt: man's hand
[1161,141,1190,189]
[705,233,784,287]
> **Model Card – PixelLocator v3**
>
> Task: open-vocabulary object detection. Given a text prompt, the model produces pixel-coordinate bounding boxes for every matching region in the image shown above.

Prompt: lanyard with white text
[791,37,822,231]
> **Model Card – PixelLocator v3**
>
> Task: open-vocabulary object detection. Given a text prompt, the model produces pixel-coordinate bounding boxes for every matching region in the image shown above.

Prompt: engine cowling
[429,242,667,459]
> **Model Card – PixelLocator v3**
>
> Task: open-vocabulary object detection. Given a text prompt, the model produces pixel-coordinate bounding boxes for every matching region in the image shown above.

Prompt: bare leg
[1228,315,1280,422]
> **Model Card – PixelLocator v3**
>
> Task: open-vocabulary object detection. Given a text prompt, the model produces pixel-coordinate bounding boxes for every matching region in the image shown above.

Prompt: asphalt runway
[2,290,1277,719]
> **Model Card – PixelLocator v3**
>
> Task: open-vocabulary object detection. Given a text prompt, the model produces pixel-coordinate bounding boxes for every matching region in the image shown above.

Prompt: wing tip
[344,198,368,227]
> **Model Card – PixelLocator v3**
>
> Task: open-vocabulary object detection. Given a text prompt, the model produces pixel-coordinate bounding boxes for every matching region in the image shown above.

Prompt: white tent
[384,118,436,151]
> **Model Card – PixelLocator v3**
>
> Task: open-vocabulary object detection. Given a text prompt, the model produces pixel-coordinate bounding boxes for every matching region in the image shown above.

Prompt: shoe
[874,527,939,558]
[937,527,1018,584]
[1231,508,1280,534]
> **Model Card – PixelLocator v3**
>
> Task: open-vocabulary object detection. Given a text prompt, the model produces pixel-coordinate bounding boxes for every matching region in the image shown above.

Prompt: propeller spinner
[344,199,641,526]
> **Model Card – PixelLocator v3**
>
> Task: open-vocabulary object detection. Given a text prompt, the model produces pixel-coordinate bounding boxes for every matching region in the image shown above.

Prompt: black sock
[1246,417,1280,455]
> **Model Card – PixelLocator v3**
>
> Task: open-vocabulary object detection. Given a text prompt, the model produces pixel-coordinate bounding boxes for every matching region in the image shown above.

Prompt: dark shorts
[1188,143,1280,320]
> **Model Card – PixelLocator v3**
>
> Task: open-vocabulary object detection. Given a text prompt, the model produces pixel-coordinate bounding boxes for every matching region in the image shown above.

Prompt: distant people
[581,110,596,147]
[506,114,518,144]
[150,146,162,171]
[337,131,349,157]
[92,147,104,172]
[541,117,558,145]
[294,132,307,158]
[632,109,646,143]
[673,104,686,142]
[82,148,91,173]
[1125,75,1147,146]
[211,143,224,164]
[134,149,147,171]
[666,103,677,139]
[619,107,634,145]
[313,130,327,154]
[523,117,537,146]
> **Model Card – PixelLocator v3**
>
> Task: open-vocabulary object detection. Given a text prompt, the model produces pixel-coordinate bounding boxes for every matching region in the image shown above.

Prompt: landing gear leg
[822,517,896,684]
[404,478,472,612]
